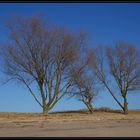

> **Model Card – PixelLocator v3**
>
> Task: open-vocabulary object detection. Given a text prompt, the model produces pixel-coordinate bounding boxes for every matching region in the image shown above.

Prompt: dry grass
[0,109,139,123]
[0,109,140,137]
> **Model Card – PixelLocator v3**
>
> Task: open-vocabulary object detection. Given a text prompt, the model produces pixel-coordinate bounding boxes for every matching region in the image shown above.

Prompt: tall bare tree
[106,42,140,114]
[1,16,86,115]
[88,46,124,111]
[89,43,140,114]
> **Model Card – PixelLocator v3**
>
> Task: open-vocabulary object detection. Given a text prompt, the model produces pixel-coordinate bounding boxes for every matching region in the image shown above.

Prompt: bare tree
[69,50,99,113]
[1,16,86,115]
[88,46,124,111]
[106,42,140,114]
[89,43,140,114]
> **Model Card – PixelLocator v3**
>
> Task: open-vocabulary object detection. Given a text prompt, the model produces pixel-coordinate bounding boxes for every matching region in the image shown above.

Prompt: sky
[0,3,140,113]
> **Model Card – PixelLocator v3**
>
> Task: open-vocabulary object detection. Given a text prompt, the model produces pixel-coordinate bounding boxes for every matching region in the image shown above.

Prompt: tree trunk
[104,82,124,110]
[88,104,94,113]
[42,97,49,115]
[43,105,48,115]
[123,96,128,115]
[85,102,94,113]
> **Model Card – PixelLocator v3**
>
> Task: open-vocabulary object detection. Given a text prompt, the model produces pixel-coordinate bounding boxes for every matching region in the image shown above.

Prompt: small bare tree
[1,16,86,115]
[69,50,99,113]
[89,43,140,114]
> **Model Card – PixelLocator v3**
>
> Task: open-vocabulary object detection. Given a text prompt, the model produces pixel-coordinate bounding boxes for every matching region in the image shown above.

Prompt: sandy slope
[0,110,140,137]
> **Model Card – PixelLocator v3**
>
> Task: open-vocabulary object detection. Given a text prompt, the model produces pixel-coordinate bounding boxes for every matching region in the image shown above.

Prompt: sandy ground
[0,110,140,137]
